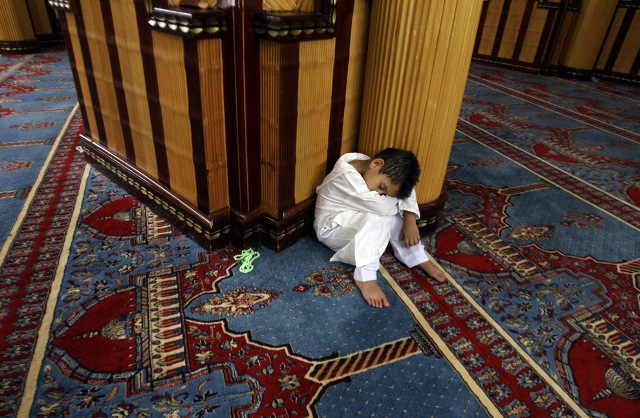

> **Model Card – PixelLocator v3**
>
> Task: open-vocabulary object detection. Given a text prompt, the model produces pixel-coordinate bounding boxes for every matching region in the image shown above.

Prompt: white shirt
[314,153,420,232]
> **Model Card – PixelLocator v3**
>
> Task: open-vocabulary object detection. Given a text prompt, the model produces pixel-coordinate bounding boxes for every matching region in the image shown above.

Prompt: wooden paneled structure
[474,0,582,72]
[50,0,483,251]
[0,0,63,53]
[473,0,640,83]
[593,0,640,83]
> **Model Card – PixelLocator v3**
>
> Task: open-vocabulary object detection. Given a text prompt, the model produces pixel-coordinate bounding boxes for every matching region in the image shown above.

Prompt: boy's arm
[400,211,421,247]
[397,189,421,246]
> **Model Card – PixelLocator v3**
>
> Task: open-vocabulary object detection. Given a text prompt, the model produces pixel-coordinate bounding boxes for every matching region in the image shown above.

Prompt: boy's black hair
[374,148,421,199]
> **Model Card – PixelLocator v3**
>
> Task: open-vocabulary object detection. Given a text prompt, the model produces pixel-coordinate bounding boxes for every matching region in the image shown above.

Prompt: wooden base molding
[418,192,448,235]
[79,135,231,249]
[79,135,316,252]
[0,34,64,54]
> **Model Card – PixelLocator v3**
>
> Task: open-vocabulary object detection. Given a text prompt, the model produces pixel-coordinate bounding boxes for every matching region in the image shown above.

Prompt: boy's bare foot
[354,280,390,308]
[418,260,447,283]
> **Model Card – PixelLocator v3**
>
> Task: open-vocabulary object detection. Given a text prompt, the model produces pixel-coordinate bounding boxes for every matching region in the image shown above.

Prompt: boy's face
[364,158,401,197]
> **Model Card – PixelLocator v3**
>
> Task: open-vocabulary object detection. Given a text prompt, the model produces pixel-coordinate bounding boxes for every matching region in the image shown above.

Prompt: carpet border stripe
[467,74,640,144]
[381,262,590,418]
[0,103,80,265]
[379,265,503,418]
[457,119,640,232]
[17,164,91,417]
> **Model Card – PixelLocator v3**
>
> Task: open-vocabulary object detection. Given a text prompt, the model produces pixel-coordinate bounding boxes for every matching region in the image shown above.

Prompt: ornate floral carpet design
[1,51,639,418]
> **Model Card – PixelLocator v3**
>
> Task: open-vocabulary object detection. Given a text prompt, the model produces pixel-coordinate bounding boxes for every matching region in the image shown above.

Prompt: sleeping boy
[314,148,446,308]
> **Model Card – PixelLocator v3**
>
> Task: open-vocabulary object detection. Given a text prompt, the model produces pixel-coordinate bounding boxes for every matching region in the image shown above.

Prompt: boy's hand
[400,212,421,247]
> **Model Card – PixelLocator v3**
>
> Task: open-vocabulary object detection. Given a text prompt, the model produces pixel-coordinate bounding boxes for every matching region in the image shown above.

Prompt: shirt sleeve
[397,189,420,219]
[319,172,400,216]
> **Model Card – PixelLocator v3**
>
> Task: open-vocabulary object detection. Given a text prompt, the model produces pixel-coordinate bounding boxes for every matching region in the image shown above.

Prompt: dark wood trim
[254,0,337,43]
[556,65,593,80]
[0,40,40,54]
[230,207,263,250]
[417,192,448,234]
[253,12,334,42]
[604,6,635,72]
[183,39,210,214]
[134,0,170,187]
[80,126,447,251]
[491,0,513,58]
[472,56,547,73]
[538,0,581,73]
[221,7,240,210]
[45,1,61,32]
[261,197,315,252]
[147,7,227,38]
[513,0,536,61]
[591,69,640,85]
[47,0,78,14]
[101,0,136,162]
[36,33,65,49]
[81,132,316,252]
[227,2,263,214]
[326,0,356,174]
[278,43,300,213]
[535,6,557,67]
[630,43,640,78]
[73,1,108,145]
[50,0,227,38]
[537,0,580,10]
[619,0,640,8]
[79,134,231,249]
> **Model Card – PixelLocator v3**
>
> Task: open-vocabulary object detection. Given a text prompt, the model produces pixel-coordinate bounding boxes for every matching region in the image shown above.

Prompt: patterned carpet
[1,49,639,417]
[0,50,77,243]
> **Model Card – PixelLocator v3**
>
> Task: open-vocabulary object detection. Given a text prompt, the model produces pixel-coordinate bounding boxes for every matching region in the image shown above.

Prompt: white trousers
[317,211,429,282]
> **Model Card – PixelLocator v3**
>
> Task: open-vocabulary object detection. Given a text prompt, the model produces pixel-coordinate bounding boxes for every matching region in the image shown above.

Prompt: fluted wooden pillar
[0,1,36,43]
[560,0,618,74]
[0,1,62,53]
[0,1,38,53]
[594,1,640,83]
[359,0,483,228]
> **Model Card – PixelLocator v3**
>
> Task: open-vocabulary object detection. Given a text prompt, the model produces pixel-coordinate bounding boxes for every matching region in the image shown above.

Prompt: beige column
[0,1,36,42]
[560,0,618,71]
[359,0,483,216]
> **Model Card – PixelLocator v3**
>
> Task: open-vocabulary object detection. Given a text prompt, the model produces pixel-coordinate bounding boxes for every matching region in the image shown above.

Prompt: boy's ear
[370,158,385,168]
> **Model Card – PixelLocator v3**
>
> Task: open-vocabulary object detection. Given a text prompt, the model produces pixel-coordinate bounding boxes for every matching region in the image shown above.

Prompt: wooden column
[559,0,618,77]
[472,0,581,74]
[594,1,640,83]
[358,0,483,230]
[0,1,36,45]
[0,0,63,53]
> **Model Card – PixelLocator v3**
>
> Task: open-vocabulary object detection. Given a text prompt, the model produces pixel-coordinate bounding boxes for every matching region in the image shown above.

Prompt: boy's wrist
[403,211,417,223]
